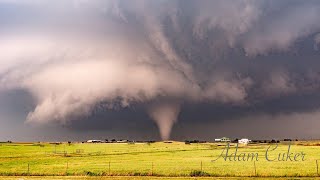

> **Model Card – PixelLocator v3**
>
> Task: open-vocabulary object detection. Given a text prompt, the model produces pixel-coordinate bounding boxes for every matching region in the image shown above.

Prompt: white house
[87,140,102,143]
[238,138,251,144]
[215,137,230,142]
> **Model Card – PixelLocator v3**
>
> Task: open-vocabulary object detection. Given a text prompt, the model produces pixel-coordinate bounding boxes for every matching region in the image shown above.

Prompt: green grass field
[2,177,320,180]
[0,141,320,178]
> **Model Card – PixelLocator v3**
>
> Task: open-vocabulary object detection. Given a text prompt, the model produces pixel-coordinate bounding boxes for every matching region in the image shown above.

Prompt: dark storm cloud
[1,0,320,141]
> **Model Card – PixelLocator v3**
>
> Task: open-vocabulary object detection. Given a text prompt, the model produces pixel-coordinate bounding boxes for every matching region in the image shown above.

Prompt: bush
[84,171,97,176]
[190,170,210,177]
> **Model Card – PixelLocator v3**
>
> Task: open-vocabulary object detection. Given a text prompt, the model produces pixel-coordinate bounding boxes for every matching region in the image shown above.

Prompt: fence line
[1,160,320,177]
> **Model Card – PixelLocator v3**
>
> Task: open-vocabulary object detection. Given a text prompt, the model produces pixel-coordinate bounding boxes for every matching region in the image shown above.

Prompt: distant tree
[68,141,71,146]
[111,139,116,143]
[232,138,239,143]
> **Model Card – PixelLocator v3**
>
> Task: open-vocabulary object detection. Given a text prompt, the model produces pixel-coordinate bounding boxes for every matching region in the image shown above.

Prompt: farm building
[117,139,128,143]
[238,138,251,144]
[86,140,102,143]
[214,137,230,142]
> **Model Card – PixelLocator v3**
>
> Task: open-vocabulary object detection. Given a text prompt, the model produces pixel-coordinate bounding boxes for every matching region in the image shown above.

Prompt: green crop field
[0,141,320,178]
[2,177,319,180]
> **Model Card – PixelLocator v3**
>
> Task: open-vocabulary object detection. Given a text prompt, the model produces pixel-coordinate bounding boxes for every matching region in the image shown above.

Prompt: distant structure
[86,140,102,143]
[215,137,230,142]
[238,138,251,144]
[117,139,128,143]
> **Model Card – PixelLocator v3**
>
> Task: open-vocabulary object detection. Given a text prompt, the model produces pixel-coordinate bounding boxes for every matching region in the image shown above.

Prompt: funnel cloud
[148,101,181,140]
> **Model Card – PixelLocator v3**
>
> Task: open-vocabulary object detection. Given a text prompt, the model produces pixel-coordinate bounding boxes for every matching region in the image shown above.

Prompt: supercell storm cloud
[1,0,320,140]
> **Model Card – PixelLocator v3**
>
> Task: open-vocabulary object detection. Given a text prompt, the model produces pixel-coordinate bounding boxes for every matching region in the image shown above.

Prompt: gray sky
[1,0,320,141]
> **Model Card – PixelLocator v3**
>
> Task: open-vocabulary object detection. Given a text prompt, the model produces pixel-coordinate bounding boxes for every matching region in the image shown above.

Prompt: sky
[1,0,320,141]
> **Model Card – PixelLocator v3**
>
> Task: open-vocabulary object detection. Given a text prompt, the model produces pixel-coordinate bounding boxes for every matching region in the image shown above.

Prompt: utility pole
[108,161,111,175]
[316,160,319,176]
[254,161,257,176]
[151,162,154,176]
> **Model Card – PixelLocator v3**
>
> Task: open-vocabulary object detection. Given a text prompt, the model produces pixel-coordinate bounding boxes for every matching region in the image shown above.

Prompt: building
[117,139,128,143]
[215,137,230,142]
[86,140,102,143]
[238,138,251,144]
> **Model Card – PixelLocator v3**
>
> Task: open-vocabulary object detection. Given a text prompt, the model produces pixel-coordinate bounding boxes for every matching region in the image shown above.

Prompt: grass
[2,177,320,180]
[0,141,320,177]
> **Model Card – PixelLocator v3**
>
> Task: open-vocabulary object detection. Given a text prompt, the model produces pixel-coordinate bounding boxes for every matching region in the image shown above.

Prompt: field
[0,141,320,178]
[0,177,320,180]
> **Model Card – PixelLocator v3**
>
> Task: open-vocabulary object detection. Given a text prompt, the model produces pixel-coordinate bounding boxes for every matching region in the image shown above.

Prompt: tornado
[148,102,181,140]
